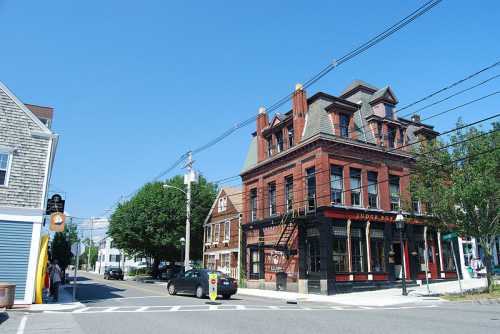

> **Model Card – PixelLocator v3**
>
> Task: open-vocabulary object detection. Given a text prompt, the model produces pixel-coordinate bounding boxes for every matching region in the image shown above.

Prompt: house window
[250,249,260,279]
[266,136,273,157]
[412,199,421,214]
[306,167,316,212]
[220,253,231,271]
[110,240,115,249]
[339,114,349,138]
[389,175,400,211]
[250,188,258,222]
[370,229,385,272]
[206,255,216,270]
[367,171,378,209]
[330,165,343,205]
[399,128,405,146]
[385,104,394,119]
[0,152,11,186]
[351,228,367,272]
[287,125,294,148]
[276,131,284,153]
[214,223,220,242]
[205,225,212,243]
[350,168,362,207]
[223,220,230,242]
[388,127,396,148]
[285,176,293,212]
[218,196,227,212]
[268,182,277,216]
[332,226,348,272]
[441,241,456,271]
[377,123,383,140]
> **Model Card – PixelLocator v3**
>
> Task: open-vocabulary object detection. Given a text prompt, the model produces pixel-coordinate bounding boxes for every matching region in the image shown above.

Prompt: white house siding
[0,82,56,304]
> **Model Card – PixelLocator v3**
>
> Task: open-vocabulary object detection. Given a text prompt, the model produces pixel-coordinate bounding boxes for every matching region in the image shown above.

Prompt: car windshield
[109,268,121,271]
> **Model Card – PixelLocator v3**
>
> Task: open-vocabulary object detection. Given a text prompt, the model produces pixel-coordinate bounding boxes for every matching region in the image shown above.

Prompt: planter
[0,283,16,309]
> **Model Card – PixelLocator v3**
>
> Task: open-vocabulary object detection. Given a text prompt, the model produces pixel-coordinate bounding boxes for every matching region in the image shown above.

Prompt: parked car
[167,269,237,299]
[104,267,124,280]
[159,264,184,281]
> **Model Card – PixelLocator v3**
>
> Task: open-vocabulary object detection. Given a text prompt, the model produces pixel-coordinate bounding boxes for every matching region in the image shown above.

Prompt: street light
[395,211,408,296]
[179,237,186,265]
[163,183,191,271]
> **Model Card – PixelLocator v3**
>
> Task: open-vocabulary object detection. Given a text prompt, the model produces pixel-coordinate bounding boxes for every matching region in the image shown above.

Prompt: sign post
[208,273,218,303]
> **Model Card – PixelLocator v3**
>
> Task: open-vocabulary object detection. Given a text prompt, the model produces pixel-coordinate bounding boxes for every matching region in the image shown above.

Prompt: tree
[108,175,217,276]
[411,121,499,291]
[79,239,98,270]
[51,224,78,276]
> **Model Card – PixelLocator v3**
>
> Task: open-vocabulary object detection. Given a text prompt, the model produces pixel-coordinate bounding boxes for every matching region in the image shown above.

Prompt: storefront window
[370,229,385,272]
[332,226,348,272]
[351,228,367,272]
[441,241,456,271]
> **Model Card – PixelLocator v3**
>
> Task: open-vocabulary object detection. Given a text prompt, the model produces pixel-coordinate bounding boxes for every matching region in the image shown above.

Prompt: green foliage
[128,267,152,277]
[108,175,217,269]
[79,240,98,268]
[51,224,78,273]
[411,121,499,290]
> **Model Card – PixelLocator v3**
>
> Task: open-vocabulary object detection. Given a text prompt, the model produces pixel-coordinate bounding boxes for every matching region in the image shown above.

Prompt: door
[185,270,202,293]
[306,236,321,293]
[392,242,403,279]
[177,270,194,292]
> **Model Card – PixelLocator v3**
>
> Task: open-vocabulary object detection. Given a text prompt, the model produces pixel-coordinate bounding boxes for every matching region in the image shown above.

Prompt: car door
[185,270,201,294]
[176,270,193,292]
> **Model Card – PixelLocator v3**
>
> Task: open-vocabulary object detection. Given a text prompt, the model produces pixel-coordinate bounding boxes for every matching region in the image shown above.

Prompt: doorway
[392,242,403,279]
[306,236,321,293]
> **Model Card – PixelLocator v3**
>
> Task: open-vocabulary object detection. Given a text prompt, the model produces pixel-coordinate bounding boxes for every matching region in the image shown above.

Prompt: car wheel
[195,285,204,299]
[168,283,177,295]
[222,294,231,300]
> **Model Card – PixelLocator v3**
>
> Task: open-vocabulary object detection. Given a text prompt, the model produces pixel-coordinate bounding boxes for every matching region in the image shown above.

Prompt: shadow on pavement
[0,312,9,325]
[65,282,127,304]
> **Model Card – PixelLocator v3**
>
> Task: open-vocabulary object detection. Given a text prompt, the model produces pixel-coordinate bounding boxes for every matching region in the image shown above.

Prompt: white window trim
[223,220,230,242]
[214,223,220,243]
[0,150,13,188]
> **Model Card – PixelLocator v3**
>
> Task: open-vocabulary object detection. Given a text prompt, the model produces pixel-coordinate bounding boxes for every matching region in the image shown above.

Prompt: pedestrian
[50,260,62,302]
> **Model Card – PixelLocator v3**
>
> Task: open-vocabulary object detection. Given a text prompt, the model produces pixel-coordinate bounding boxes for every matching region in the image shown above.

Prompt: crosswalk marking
[45,303,438,315]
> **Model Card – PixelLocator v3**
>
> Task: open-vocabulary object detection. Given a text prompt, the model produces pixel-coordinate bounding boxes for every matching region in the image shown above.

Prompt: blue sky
[1,0,499,231]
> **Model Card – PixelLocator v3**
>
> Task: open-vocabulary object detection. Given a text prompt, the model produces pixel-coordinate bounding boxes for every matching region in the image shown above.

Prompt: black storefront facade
[242,206,460,295]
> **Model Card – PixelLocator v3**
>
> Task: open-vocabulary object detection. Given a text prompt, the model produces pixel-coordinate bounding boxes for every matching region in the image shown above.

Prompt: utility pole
[184,151,193,271]
[87,217,93,272]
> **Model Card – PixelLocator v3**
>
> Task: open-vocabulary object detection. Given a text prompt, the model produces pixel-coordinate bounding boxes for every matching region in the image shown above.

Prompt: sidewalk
[27,283,84,312]
[237,278,488,307]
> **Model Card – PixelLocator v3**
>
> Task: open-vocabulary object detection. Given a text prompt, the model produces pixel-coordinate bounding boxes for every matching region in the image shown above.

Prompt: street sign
[208,273,218,302]
[442,232,457,241]
[46,194,65,215]
[49,212,66,232]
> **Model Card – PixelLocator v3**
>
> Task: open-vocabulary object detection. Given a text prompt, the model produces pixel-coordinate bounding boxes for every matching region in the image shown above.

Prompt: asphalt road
[2,272,500,334]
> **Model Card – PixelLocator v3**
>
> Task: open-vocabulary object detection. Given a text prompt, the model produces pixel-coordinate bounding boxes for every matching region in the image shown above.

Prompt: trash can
[276,272,287,291]
[0,283,16,309]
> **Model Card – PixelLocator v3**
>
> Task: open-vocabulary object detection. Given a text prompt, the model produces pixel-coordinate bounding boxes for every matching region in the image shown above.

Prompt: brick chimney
[256,106,269,163]
[292,83,307,145]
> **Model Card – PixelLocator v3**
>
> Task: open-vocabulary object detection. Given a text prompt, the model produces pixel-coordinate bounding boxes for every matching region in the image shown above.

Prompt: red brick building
[203,187,242,279]
[239,81,458,294]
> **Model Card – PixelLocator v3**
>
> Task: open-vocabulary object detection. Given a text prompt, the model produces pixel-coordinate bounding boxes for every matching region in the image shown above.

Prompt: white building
[458,236,500,279]
[94,236,147,274]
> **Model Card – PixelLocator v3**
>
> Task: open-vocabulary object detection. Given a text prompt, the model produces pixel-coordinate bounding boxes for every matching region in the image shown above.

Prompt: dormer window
[266,136,273,157]
[340,114,349,138]
[218,196,227,212]
[388,127,396,149]
[385,104,394,119]
[276,131,284,153]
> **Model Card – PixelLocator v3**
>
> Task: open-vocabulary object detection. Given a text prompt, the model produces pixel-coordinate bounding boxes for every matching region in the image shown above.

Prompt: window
[0,152,11,186]
[351,228,367,272]
[306,167,316,212]
[223,220,230,242]
[266,136,273,157]
[385,104,394,119]
[206,255,216,270]
[340,114,349,138]
[220,253,231,271]
[205,225,212,243]
[276,131,284,153]
[412,199,421,214]
[441,241,456,271]
[109,254,120,262]
[350,168,362,207]
[250,189,258,222]
[116,254,121,263]
[367,171,378,208]
[285,176,293,212]
[250,249,260,279]
[399,128,405,146]
[287,125,294,148]
[370,229,385,272]
[332,226,348,272]
[218,196,227,212]
[110,240,115,249]
[416,240,428,271]
[214,223,220,242]
[330,165,343,205]
[388,127,396,149]
[377,123,383,139]
[389,175,400,211]
[268,182,277,216]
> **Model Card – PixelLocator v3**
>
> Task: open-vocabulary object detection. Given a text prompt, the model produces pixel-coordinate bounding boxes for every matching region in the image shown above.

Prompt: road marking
[236,305,245,310]
[209,305,218,311]
[268,306,279,310]
[73,307,90,313]
[169,306,180,312]
[103,307,119,312]
[137,306,149,312]
[16,315,27,334]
